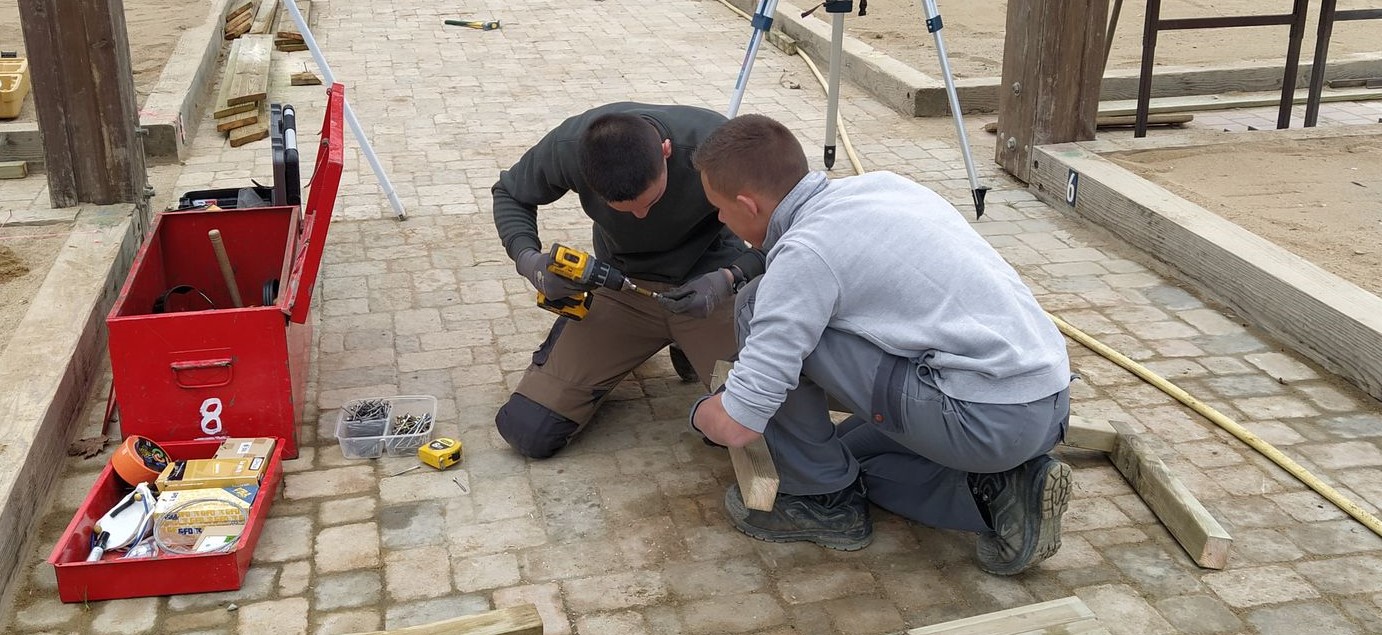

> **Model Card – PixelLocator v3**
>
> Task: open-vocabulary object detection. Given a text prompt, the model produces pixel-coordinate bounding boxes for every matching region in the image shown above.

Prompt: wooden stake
[711,360,780,512]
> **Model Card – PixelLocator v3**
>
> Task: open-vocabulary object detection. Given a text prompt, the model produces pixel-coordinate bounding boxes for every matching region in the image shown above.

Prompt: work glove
[688,386,728,448]
[515,248,591,299]
[658,268,734,319]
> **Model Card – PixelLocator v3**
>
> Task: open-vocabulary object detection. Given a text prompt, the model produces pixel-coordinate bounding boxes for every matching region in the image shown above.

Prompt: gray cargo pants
[736,278,1070,533]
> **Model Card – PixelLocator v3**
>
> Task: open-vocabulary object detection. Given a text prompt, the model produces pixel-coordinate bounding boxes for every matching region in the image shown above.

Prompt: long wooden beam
[908,596,1109,635]
[15,0,146,207]
[348,604,542,635]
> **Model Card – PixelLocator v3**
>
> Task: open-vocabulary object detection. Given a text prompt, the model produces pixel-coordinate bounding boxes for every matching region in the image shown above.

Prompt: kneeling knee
[495,394,580,459]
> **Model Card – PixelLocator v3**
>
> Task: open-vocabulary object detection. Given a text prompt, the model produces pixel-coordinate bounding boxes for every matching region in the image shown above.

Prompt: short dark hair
[692,114,807,202]
[579,113,665,202]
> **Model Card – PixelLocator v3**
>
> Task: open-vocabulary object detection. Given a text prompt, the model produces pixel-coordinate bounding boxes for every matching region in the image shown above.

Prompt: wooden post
[16,0,147,207]
[995,0,1109,183]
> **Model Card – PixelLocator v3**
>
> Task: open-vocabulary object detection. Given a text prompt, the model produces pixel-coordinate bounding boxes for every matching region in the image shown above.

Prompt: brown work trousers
[515,281,735,430]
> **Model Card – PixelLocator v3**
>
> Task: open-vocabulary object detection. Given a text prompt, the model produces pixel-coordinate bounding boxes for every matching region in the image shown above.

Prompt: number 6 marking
[200,397,224,435]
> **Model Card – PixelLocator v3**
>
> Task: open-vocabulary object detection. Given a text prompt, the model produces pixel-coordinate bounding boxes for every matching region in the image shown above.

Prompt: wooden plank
[275,41,309,52]
[1109,422,1232,569]
[225,0,254,22]
[995,0,1108,182]
[985,113,1192,133]
[275,0,311,40]
[1030,138,1382,402]
[908,596,1101,635]
[249,0,279,35]
[225,35,272,106]
[216,108,258,133]
[290,71,321,86]
[212,40,255,119]
[347,604,542,635]
[1098,87,1382,117]
[0,160,27,179]
[16,0,146,207]
[710,360,780,512]
[1062,415,1119,453]
[229,100,269,147]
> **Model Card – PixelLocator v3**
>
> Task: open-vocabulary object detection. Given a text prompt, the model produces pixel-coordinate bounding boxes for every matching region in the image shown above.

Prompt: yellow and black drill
[536,243,659,320]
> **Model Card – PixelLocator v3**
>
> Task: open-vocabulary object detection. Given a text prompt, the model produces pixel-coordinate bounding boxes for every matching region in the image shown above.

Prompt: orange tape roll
[111,436,170,486]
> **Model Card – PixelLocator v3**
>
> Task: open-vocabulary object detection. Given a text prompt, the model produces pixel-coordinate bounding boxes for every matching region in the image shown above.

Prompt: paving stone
[1178,309,1244,335]
[1104,544,1204,597]
[315,570,384,611]
[319,496,378,527]
[1153,595,1243,634]
[1064,497,1134,531]
[679,593,787,635]
[453,552,522,592]
[446,515,548,558]
[1075,584,1177,635]
[379,500,446,549]
[1296,441,1382,470]
[775,564,877,605]
[1140,285,1205,311]
[237,598,309,635]
[1244,352,1320,382]
[821,596,906,635]
[316,522,380,573]
[279,560,311,597]
[1199,356,1256,375]
[1245,601,1361,635]
[1315,413,1382,440]
[1297,554,1382,594]
[164,609,232,633]
[167,562,278,611]
[1284,519,1382,555]
[1203,565,1320,607]
[385,546,452,601]
[1082,527,1152,548]
[1198,332,1270,355]
[14,596,81,630]
[494,583,570,635]
[314,610,381,635]
[379,468,473,504]
[519,537,627,581]
[563,570,669,613]
[382,595,493,631]
[284,466,377,500]
[617,516,686,569]
[255,516,315,562]
[1202,374,1288,398]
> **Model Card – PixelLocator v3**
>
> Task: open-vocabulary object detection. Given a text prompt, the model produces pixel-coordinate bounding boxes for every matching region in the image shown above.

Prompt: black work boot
[968,454,1072,575]
[669,344,698,383]
[724,478,873,551]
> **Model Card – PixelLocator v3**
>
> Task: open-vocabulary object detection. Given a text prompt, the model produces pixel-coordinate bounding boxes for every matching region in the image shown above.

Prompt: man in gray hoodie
[689,114,1073,575]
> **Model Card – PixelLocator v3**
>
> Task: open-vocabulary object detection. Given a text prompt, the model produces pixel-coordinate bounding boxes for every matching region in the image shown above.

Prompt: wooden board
[985,114,1193,133]
[1030,136,1382,402]
[0,160,27,179]
[290,71,321,86]
[275,41,309,52]
[711,360,781,512]
[1062,415,1119,453]
[1097,87,1382,117]
[275,0,311,41]
[215,108,258,133]
[212,41,255,119]
[1109,422,1232,569]
[224,35,272,106]
[225,0,254,23]
[908,596,1108,635]
[249,0,279,35]
[347,604,542,635]
[229,101,269,147]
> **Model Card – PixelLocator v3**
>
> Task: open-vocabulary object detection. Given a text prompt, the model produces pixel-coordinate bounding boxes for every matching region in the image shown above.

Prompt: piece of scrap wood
[275,0,311,40]
[229,101,269,147]
[907,596,1108,635]
[212,39,254,118]
[249,0,279,34]
[1110,421,1232,569]
[290,71,321,86]
[711,360,780,512]
[0,160,28,179]
[346,603,542,635]
[225,35,273,106]
[216,108,259,133]
[1063,415,1119,453]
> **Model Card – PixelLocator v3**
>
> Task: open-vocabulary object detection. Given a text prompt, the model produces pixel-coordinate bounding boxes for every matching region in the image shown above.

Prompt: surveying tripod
[726,0,988,217]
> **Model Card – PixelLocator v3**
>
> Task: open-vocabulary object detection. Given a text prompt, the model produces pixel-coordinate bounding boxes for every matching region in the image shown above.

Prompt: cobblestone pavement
[6,0,1382,633]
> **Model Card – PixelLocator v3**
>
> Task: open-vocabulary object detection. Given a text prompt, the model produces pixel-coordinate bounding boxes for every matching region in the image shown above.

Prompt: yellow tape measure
[418,438,462,470]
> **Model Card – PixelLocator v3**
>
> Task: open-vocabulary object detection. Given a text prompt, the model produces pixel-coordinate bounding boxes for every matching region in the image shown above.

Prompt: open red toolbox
[104,84,345,459]
[48,439,285,602]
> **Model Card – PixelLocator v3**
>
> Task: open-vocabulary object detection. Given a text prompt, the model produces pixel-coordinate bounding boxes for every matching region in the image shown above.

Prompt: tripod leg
[920,0,988,218]
[824,12,845,168]
[728,0,783,117]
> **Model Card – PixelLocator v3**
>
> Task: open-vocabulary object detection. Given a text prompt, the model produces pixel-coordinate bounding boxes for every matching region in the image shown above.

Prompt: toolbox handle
[170,358,234,388]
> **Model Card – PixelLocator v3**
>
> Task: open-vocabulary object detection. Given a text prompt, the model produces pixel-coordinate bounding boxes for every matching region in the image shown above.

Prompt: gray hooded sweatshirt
[722,171,1070,433]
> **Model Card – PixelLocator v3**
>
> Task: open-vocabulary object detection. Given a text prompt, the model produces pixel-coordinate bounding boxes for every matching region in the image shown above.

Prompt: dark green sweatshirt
[492,102,763,284]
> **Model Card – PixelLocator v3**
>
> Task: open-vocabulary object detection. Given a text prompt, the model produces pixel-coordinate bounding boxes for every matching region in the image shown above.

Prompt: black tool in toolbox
[175,103,301,211]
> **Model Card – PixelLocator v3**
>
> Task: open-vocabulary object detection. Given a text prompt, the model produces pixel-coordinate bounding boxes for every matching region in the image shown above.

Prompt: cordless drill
[536,243,658,320]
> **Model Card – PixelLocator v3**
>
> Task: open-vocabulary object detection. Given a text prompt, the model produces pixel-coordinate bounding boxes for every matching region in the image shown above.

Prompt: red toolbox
[48,439,285,602]
[105,84,345,459]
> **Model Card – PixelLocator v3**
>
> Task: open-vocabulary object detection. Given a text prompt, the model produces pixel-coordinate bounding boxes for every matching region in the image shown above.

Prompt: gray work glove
[515,248,591,299]
[658,269,734,319]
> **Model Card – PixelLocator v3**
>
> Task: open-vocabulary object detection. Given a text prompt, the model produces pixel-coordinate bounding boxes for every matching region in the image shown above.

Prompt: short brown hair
[693,114,808,201]
[580,113,665,202]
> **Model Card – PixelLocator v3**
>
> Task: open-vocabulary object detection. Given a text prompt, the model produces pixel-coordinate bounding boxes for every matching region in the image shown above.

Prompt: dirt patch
[1106,136,1382,297]
[831,0,1377,80]
[0,224,69,356]
[0,0,206,119]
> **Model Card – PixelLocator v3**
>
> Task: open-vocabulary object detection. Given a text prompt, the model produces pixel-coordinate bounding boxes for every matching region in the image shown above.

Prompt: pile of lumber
[275,0,311,52]
[225,0,283,40]
[213,35,273,147]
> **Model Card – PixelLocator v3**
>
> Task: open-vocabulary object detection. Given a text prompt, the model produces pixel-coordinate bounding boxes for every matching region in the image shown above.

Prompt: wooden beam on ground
[225,35,272,106]
[249,0,279,34]
[985,113,1193,134]
[711,360,780,512]
[0,160,27,179]
[347,604,542,635]
[290,71,322,86]
[275,0,311,50]
[1097,87,1382,117]
[216,108,259,133]
[1062,415,1119,453]
[908,596,1109,635]
[229,100,269,147]
[212,42,255,119]
[16,0,147,208]
[994,0,1109,182]
[1109,421,1232,569]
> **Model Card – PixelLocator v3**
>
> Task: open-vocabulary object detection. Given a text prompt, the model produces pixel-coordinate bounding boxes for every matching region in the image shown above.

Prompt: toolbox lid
[285,83,344,324]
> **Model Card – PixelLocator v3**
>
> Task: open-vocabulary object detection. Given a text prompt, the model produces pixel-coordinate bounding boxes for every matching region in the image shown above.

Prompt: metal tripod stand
[918,0,987,217]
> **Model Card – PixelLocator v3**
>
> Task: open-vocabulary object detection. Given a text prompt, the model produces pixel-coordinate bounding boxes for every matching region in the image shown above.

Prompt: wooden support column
[16,0,147,208]
[995,0,1109,183]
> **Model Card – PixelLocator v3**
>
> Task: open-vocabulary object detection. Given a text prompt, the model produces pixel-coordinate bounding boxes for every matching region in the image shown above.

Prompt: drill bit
[624,280,661,300]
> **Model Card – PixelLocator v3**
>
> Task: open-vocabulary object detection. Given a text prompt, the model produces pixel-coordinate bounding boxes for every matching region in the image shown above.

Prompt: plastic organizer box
[335,395,436,459]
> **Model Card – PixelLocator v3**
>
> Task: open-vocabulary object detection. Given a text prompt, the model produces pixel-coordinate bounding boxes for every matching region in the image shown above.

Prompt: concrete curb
[719,0,1382,117]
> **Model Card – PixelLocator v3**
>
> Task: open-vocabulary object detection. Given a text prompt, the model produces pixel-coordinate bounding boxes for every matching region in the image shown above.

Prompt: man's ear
[660,139,672,159]
[736,193,760,218]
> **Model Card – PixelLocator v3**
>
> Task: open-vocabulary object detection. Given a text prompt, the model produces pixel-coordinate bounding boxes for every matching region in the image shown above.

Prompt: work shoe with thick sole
[724,479,873,551]
[669,345,698,383]
[969,454,1072,575]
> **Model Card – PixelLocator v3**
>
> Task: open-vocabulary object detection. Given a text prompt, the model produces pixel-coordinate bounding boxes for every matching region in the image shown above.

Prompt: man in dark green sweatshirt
[491,102,765,459]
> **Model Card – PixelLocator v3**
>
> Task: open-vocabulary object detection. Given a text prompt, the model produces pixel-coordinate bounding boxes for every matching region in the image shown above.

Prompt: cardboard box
[153,486,257,551]
[156,458,263,491]
[214,437,277,461]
